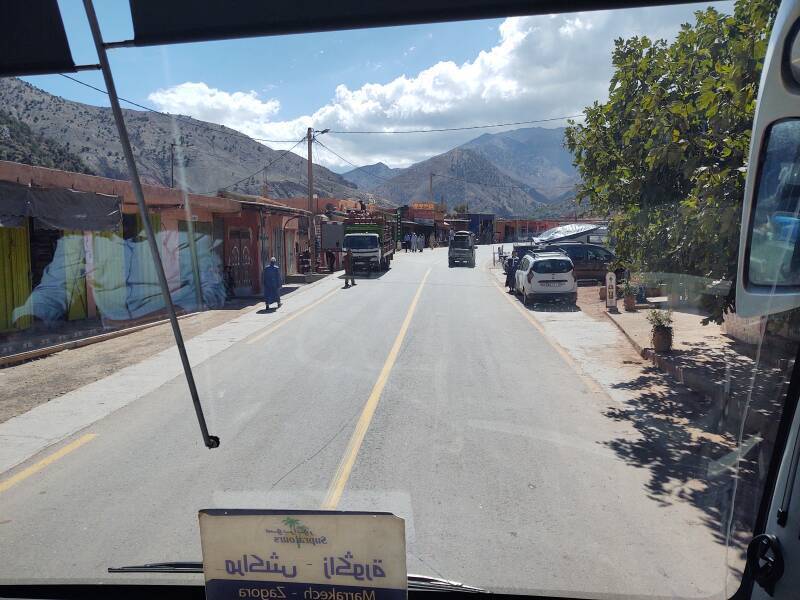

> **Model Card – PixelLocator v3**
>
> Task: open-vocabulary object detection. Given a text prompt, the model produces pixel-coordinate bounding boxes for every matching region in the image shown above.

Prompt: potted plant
[647,309,674,352]
[621,280,637,311]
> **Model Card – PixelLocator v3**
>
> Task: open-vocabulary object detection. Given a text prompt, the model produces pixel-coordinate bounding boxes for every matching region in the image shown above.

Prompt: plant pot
[599,286,607,301]
[623,294,636,311]
[652,327,673,352]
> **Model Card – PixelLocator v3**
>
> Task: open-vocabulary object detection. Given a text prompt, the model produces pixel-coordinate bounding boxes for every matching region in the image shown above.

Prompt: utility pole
[429,172,434,203]
[307,127,315,273]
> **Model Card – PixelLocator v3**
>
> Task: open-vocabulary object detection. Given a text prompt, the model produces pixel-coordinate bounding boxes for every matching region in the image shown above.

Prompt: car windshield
[345,235,378,249]
[0,1,795,599]
[532,259,572,274]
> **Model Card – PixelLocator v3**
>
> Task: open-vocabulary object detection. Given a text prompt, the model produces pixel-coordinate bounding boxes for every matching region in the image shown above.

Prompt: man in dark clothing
[262,257,282,309]
[343,248,356,288]
[505,255,520,293]
[326,250,336,273]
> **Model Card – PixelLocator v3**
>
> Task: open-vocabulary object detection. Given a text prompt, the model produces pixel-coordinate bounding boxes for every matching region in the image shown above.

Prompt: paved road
[0,246,727,598]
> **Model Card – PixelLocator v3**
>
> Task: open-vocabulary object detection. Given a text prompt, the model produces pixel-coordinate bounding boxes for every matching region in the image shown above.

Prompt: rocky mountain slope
[0,77,364,200]
[0,110,93,174]
[370,147,555,217]
[460,126,578,200]
[341,162,404,191]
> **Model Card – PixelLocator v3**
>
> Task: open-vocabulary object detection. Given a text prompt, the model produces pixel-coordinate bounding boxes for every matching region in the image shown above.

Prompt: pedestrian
[343,248,356,288]
[409,232,415,252]
[419,234,425,252]
[262,257,282,310]
[505,254,520,293]
[326,249,336,273]
[403,232,410,252]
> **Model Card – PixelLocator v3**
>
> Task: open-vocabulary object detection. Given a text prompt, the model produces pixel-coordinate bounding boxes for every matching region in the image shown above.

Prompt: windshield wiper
[108,563,488,593]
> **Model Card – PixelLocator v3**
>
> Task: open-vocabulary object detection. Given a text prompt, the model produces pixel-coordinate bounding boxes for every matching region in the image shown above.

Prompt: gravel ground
[0,299,265,424]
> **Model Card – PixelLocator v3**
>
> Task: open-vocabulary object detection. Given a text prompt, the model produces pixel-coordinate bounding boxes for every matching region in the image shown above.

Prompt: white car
[515,252,578,305]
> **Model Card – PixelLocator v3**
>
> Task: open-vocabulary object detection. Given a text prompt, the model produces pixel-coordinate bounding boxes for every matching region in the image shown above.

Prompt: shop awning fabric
[0,181,121,231]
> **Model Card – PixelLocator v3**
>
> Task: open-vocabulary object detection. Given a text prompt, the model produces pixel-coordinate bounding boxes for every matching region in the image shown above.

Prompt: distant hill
[0,77,367,201]
[459,127,578,200]
[341,162,404,191]
[0,110,93,174]
[371,147,554,217]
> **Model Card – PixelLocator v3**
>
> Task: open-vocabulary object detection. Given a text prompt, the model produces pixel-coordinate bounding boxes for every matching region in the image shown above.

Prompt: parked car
[539,242,624,283]
[514,252,578,305]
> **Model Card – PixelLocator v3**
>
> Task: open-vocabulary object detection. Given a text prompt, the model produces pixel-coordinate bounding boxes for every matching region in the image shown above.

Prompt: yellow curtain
[0,225,31,331]
[63,229,88,321]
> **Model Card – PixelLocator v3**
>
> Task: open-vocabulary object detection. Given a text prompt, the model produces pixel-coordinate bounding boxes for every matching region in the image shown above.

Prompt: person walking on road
[262,257,282,310]
[343,248,356,288]
[403,232,411,252]
[326,250,336,273]
[505,254,520,293]
[410,233,417,252]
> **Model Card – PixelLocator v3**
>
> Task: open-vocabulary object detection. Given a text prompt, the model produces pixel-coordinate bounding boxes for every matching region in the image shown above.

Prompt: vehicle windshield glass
[1,2,794,600]
[532,259,572,273]
[345,235,378,249]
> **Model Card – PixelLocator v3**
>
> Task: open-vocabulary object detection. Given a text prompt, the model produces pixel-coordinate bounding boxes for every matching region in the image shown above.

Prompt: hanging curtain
[0,224,31,331]
[63,229,87,321]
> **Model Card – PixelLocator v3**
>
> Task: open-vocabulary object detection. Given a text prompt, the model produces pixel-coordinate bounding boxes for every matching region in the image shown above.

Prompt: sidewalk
[0,281,325,425]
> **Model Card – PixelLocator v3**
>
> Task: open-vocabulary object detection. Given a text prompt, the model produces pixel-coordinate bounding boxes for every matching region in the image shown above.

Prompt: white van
[514,252,577,305]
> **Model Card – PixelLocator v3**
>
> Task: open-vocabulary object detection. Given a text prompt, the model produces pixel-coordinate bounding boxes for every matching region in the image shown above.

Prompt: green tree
[565,0,778,322]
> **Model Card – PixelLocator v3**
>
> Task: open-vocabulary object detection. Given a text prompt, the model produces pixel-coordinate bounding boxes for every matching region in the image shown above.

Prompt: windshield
[345,235,378,250]
[0,1,793,599]
[532,259,572,274]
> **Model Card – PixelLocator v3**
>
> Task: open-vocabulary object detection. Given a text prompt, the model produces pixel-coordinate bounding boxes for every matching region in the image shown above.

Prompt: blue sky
[23,1,734,170]
[28,1,502,119]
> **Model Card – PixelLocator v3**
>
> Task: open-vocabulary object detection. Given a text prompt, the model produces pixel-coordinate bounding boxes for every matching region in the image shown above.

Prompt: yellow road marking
[491,278,606,397]
[247,287,339,344]
[322,267,432,509]
[0,433,97,494]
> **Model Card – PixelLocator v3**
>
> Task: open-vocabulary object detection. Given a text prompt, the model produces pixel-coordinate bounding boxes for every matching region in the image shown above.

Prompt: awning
[0,181,121,231]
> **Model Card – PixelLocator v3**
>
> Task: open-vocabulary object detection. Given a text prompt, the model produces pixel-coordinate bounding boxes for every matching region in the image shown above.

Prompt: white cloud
[148,81,280,131]
[148,3,733,171]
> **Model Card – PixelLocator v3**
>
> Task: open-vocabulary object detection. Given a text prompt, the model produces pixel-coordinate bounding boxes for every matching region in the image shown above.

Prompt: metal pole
[170,143,174,188]
[83,0,218,448]
[306,127,316,273]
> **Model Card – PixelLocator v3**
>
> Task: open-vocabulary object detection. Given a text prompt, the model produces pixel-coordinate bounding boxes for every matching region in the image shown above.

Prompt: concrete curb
[603,310,727,405]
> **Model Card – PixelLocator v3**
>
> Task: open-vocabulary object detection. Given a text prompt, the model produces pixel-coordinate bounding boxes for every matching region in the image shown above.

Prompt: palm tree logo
[282,517,310,547]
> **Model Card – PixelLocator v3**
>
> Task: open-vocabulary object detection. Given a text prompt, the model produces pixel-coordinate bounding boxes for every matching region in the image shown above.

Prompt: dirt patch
[0,300,262,424]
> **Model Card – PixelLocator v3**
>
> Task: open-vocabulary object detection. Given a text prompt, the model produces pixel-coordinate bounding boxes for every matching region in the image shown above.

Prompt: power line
[327,114,583,135]
[59,73,301,144]
[212,136,306,194]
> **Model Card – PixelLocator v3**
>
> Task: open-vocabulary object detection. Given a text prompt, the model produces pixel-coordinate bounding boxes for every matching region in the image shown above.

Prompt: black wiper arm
[108,562,203,573]
[108,564,488,592]
[407,574,488,593]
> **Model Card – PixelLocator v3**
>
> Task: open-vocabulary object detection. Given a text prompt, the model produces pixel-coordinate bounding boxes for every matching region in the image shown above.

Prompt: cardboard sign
[199,510,407,600]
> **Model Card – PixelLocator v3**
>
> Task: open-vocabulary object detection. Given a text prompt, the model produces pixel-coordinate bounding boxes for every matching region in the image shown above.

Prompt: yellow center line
[322,267,432,509]
[0,433,97,494]
[247,287,340,345]
[490,277,607,397]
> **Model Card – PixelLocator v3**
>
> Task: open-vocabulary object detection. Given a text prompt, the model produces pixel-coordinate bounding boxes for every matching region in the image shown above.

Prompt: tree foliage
[565,0,778,321]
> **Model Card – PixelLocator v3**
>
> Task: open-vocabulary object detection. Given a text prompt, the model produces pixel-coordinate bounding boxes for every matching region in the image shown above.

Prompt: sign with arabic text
[199,510,407,600]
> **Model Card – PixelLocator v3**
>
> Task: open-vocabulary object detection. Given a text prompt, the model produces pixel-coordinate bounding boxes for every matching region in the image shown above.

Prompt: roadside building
[0,160,325,336]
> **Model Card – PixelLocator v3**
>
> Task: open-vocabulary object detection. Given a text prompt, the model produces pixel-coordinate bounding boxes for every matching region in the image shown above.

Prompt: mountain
[341,162,404,191]
[371,147,553,217]
[0,110,94,174]
[0,77,366,201]
[459,127,578,200]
